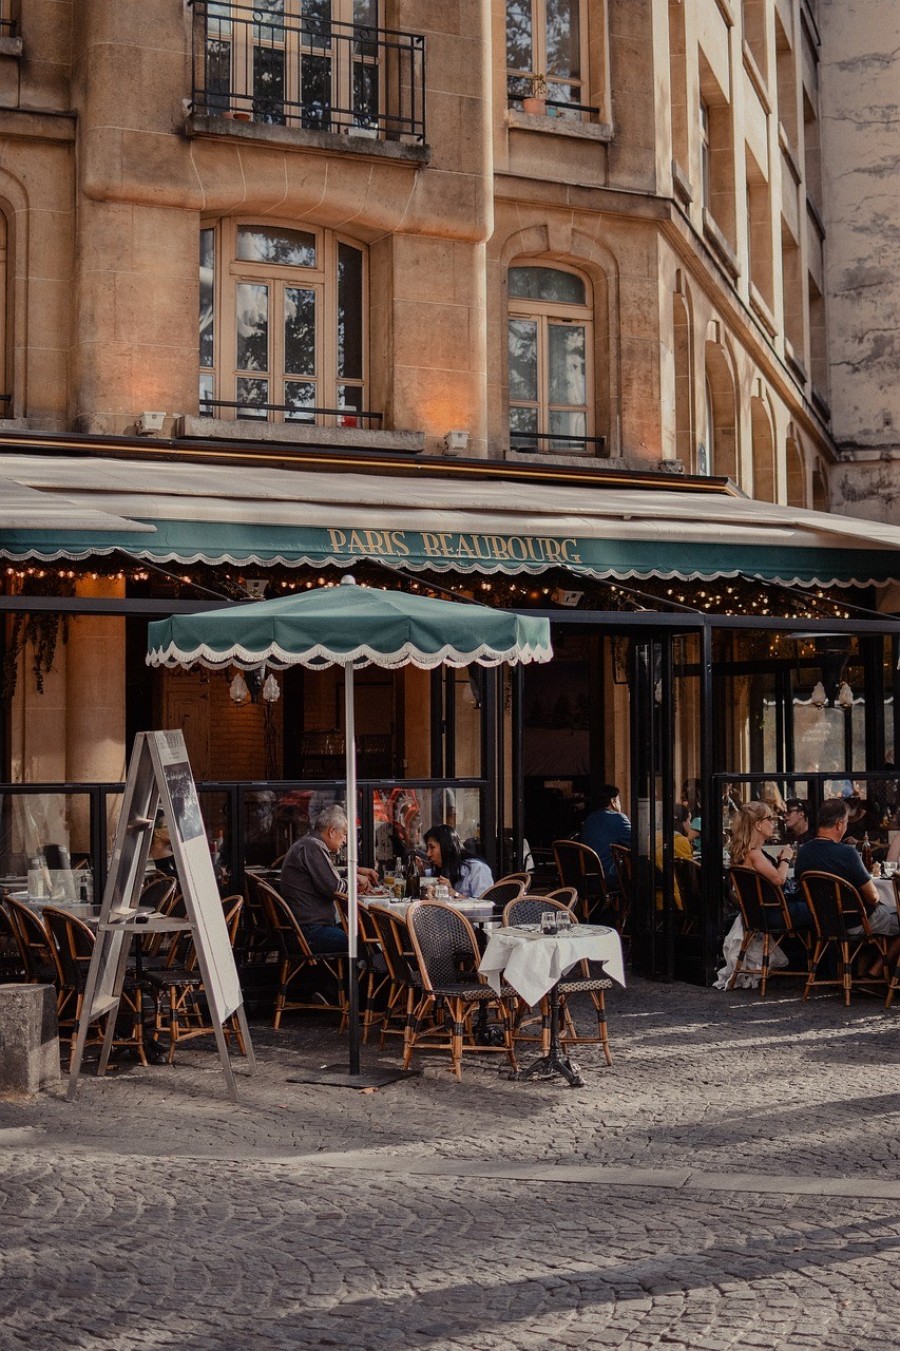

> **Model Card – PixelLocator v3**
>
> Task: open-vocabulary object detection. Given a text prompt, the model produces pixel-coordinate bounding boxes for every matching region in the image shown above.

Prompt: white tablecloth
[478,924,626,1007]
[363,895,495,924]
[873,876,898,908]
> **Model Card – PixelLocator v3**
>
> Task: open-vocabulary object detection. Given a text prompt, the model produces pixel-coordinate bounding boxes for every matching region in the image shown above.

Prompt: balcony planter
[522,96,546,115]
[351,126,379,139]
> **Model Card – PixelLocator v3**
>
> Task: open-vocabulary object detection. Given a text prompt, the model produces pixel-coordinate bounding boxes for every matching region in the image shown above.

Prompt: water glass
[540,910,558,935]
[556,910,573,934]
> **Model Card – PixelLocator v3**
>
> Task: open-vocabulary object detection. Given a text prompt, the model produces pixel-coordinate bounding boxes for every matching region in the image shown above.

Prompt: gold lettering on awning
[326,528,582,567]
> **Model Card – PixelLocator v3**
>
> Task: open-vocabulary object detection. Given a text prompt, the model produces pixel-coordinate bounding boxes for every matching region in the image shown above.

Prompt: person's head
[729,801,777,865]
[423,824,465,885]
[315,803,348,854]
[673,804,699,840]
[784,798,809,835]
[817,798,850,838]
[597,784,621,812]
[681,778,701,809]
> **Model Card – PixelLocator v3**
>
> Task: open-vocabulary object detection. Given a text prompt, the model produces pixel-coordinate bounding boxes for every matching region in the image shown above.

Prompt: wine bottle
[861,833,873,873]
[405,854,420,900]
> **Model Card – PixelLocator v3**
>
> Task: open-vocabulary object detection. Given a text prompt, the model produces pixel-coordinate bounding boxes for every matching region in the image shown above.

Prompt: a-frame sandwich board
[66,730,255,1102]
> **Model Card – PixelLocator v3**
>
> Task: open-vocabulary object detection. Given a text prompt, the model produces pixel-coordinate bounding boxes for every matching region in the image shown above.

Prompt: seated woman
[729,801,811,930]
[423,824,494,899]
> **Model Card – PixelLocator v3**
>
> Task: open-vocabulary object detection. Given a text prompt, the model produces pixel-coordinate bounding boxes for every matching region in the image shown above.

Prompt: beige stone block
[26,209,75,282]
[426,34,485,101]
[392,236,457,304]
[72,345,135,415]
[130,208,196,280]
[507,130,608,191]
[0,54,20,106]
[395,0,461,37]
[392,362,482,437]
[393,299,477,373]
[25,344,69,418]
[80,0,185,55]
[20,57,72,113]
[22,275,69,344]
[131,342,198,411]
[409,171,488,243]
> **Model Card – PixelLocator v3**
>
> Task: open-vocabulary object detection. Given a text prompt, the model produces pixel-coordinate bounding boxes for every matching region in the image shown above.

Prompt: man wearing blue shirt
[795,797,899,951]
[581,784,632,886]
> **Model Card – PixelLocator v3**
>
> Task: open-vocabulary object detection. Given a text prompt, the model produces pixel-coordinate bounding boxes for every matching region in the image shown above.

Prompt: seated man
[795,797,900,970]
[783,798,813,847]
[279,804,378,954]
[580,784,632,887]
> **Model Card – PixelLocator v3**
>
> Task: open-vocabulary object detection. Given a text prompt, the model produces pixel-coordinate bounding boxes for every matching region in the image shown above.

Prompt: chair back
[541,886,577,910]
[367,904,416,985]
[140,876,177,911]
[553,840,609,921]
[254,877,315,959]
[610,843,632,897]
[728,866,790,932]
[800,870,870,939]
[493,872,531,892]
[3,894,62,982]
[0,900,27,978]
[478,879,526,917]
[181,894,244,972]
[674,857,703,927]
[406,900,481,992]
[503,894,572,928]
[42,905,96,991]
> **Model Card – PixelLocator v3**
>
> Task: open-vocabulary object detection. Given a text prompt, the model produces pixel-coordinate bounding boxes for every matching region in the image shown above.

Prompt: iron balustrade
[509,431,607,455]
[189,0,426,144]
[198,396,383,429]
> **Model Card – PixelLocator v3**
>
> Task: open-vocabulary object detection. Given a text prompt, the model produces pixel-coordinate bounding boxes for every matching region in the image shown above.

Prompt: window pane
[284,381,317,421]
[199,228,215,369]
[236,282,269,371]
[338,243,363,379]
[236,377,269,418]
[253,45,286,124]
[546,0,580,79]
[303,0,333,50]
[205,38,231,112]
[353,61,379,127]
[337,384,364,415]
[237,227,317,268]
[284,287,316,376]
[199,371,215,413]
[254,0,284,42]
[506,0,534,72]
[508,318,538,401]
[509,266,586,304]
[548,323,585,405]
[509,404,539,448]
[301,53,332,129]
[549,409,587,447]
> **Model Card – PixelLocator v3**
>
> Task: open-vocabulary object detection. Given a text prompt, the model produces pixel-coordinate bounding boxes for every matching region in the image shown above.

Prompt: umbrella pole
[344,663,360,1076]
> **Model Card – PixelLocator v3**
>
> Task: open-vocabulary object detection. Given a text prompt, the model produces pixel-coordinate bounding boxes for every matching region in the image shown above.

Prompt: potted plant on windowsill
[522,74,548,116]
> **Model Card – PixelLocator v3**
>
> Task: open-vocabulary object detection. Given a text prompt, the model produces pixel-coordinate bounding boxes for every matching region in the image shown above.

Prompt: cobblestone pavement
[2,976,900,1349]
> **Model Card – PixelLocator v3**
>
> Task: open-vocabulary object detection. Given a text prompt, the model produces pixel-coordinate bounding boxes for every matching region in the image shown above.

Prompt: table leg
[512,982,585,1087]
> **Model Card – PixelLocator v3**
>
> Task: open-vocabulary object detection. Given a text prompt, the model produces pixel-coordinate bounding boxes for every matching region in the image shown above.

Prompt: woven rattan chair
[144,895,246,1061]
[403,900,518,1080]
[0,900,27,981]
[727,867,809,996]
[3,894,62,985]
[673,858,703,934]
[503,894,613,1065]
[799,870,890,1006]
[42,904,147,1065]
[478,878,526,920]
[554,839,616,926]
[334,894,391,1043]
[609,843,634,930]
[366,903,424,1048]
[253,877,345,1027]
[493,872,531,892]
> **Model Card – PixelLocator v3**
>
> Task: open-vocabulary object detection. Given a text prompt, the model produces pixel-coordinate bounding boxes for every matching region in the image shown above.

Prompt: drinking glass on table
[555,910,572,934]
[540,910,558,935]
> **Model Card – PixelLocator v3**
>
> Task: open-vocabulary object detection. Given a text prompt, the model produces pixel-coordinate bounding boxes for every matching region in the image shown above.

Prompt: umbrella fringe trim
[146,641,553,670]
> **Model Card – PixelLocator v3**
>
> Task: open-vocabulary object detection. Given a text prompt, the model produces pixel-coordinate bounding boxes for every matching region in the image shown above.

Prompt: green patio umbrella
[147,575,553,1081]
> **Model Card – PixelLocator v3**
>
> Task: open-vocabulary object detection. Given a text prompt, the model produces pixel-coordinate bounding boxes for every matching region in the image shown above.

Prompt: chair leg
[728,933,753,990]
[594,991,613,1067]
[803,940,824,1000]
[760,934,770,997]
[272,958,289,1030]
[840,941,852,1006]
[450,999,463,1081]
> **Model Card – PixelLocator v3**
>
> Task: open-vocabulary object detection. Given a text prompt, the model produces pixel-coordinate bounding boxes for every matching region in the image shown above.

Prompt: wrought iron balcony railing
[199,395,383,429]
[189,0,426,145]
[510,431,607,456]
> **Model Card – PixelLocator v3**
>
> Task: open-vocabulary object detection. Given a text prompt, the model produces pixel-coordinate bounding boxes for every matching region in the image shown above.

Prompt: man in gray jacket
[280,804,377,954]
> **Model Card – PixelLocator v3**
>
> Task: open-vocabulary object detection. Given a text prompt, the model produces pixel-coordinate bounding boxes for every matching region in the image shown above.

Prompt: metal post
[344,664,360,1076]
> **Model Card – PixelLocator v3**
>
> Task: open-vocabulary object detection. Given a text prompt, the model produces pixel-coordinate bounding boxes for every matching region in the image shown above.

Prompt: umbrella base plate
[287,1064,420,1090]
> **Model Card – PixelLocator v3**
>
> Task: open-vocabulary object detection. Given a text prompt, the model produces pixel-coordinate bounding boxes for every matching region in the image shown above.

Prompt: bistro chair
[403,900,518,1080]
[143,895,246,1062]
[241,871,279,965]
[502,894,613,1066]
[494,872,531,892]
[727,867,809,996]
[799,870,889,1006]
[530,886,578,911]
[334,895,391,1044]
[609,843,633,931]
[554,839,616,927]
[253,877,345,1027]
[886,873,900,1009]
[366,903,424,1048]
[673,857,703,934]
[3,894,62,985]
[478,878,527,920]
[0,901,27,982]
[42,904,147,1065]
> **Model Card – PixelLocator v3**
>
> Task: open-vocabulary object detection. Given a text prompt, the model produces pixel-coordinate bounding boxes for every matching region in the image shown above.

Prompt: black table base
[510,981,585,1088]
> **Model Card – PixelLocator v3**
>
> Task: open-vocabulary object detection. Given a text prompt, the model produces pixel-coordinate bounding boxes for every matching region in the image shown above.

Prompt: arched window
[786,432,806,508]
[750,395,776,501]
[508,264,593,453]
[199,220,366,425]
[704,342,738,482]
[673,288,693,470]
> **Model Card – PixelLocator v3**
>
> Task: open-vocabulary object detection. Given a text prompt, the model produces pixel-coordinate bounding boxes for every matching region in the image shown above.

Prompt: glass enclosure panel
[0,791,96,901]
[371,784,483,866]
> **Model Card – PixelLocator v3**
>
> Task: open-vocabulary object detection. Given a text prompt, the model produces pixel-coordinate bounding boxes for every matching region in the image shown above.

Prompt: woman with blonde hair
[729,800,811,929]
